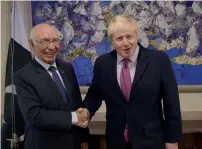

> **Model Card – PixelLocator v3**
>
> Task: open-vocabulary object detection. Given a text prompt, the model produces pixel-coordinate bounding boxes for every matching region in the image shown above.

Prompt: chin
[121,51,132,58]
[123,54,131,58]
[45,58,55,64]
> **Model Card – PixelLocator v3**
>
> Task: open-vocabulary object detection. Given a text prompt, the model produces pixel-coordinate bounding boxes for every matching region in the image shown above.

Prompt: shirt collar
[117,45,139,64]
[35,56,57,71]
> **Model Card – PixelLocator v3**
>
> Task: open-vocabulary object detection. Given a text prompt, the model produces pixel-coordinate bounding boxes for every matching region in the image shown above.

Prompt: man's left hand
[165,143,178,149]
[75,108,90,128]
[81,142,88,149]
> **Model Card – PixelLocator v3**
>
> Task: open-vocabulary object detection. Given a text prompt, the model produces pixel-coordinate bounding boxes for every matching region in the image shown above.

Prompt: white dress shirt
[117,46,139,86]
[35,57,78,124]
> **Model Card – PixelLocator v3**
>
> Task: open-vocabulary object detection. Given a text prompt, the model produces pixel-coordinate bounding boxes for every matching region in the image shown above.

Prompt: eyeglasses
[32,38,61,46]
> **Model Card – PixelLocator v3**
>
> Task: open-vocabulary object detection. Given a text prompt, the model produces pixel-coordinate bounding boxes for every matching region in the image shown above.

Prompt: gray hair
[29,22,63,40]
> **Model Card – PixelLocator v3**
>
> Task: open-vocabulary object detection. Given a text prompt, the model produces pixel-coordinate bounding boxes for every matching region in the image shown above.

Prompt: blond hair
[107,15,139,41]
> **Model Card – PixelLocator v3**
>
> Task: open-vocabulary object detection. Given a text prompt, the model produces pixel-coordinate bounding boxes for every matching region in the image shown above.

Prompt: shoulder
[142,47,170,62]
[13,61,37,86]
[14,61,34,79]
[94,50,115,65]
[56,57,74,71]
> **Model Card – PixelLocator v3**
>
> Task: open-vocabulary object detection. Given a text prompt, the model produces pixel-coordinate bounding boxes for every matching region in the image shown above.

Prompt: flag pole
[10,1,18,149]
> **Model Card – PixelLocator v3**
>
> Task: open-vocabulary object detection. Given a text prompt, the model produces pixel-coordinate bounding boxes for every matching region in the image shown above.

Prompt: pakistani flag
[1,1,32,149]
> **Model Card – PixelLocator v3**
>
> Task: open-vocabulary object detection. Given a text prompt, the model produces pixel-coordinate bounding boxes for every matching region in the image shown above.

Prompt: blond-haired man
[14,23,89,149]
[83,15,182,149]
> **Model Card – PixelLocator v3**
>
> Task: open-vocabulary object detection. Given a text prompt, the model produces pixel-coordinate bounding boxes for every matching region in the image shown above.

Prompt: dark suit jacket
[84,43,182,149]
[14,58,89,149]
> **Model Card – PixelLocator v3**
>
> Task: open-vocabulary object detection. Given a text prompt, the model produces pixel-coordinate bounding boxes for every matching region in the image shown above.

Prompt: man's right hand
[75,108,90,128]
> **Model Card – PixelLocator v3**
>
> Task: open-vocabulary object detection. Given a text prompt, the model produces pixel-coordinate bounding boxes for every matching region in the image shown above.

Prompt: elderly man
[14,23,89,149]
[83,15,182,149]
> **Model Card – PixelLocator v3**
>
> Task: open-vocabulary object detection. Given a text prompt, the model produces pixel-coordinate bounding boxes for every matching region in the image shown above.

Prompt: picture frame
[80,86,202,94]
[31,1,202,92]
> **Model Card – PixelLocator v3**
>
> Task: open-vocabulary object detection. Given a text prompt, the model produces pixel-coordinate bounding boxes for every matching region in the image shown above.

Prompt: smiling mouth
[46,52,55,57]
[124,48,130,51]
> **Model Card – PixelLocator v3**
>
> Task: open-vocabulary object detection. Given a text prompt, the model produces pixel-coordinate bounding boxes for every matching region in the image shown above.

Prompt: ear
[29,40,35,59]
[29,39,34,48]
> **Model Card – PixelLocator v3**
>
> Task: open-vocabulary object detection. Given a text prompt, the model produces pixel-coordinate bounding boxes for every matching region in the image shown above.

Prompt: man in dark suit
[14,23,89,149]
[83,15,182,149]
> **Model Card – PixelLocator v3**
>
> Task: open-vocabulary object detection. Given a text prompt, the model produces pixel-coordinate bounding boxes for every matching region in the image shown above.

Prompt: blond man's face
[111,23,138,58]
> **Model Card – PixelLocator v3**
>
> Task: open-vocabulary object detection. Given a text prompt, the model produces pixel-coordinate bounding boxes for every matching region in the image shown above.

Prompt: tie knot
[48,66,56,72]
[123,59,130,67]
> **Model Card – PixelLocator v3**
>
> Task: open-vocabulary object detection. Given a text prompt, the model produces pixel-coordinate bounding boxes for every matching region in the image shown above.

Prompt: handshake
[75,108,90,128]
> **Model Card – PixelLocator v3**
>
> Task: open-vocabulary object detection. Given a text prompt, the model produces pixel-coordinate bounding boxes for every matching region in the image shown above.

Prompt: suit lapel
[56,59,73,109]
[108,51,128,104]
[57,66,72,101]
[131,45,150,90]
[32,60,66,106]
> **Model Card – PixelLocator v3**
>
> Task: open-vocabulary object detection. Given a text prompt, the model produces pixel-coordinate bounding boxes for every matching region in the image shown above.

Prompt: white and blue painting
[31,1,202,86]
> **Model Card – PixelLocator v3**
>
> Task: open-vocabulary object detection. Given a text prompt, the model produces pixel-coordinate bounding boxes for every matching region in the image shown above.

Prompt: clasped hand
[75,108,90,128]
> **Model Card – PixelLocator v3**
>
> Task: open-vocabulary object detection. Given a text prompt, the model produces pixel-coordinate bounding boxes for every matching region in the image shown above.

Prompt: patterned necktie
[48,66,68,103]
[120,59,131,142]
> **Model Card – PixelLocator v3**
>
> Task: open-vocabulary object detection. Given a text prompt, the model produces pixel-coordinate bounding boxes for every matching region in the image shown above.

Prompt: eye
[116,37,123,41]
[40,38,50,44]
[52,39,61,44]
[127,35,132,39]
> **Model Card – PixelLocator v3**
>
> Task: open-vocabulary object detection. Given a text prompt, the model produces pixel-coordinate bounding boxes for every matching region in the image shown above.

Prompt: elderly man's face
[111,23,138,58]
[32,24,61,64]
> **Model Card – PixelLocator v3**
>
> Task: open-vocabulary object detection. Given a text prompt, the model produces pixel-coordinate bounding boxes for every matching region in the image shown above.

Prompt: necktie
[120,59,131,142]
[48,66,68,103]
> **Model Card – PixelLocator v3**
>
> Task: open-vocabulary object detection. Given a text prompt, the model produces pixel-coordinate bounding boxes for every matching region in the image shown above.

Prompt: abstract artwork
[31,1,202,86]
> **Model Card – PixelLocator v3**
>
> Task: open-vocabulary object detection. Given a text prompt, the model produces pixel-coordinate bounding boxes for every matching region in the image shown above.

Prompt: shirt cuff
[71,112,78,124]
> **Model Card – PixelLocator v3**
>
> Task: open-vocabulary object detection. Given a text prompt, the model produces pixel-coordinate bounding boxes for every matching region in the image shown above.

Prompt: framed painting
[31,1,202,93]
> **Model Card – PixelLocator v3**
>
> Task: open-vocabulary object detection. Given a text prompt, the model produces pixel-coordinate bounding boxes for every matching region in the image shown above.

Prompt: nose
[122,38,129,47]
[48,42,56,49]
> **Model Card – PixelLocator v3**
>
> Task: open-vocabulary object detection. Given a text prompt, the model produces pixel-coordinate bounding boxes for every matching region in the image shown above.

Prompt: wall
[81,92,202,121]
[1,1,12,114]
[1,1,202,118]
